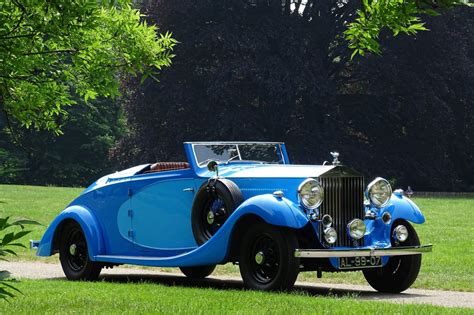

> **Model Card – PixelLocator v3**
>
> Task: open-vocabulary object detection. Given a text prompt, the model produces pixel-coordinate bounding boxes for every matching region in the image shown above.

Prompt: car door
[128,174,198,253]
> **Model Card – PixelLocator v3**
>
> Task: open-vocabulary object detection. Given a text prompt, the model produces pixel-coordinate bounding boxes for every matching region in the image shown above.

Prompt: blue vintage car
[36,142,432,292]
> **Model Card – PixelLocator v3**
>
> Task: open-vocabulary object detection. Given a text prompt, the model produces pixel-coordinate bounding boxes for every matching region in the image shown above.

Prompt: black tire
[192,179,243,245]
[59,221,102,281]
[179,265,216,279]
[363,221,422,293]
[239,223,300,291]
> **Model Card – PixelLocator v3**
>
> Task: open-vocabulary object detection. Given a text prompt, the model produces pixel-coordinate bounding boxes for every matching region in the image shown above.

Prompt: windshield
[193,143,285,166]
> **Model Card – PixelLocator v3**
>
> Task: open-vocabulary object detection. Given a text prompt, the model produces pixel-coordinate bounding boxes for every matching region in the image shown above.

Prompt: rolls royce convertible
[34,142,432,292]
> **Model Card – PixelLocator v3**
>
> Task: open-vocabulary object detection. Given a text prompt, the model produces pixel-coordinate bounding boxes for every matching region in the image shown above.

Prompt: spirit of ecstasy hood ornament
[330,152,340,165]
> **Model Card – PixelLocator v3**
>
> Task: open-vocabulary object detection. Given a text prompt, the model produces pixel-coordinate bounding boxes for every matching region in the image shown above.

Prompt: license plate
[338,256,382,270]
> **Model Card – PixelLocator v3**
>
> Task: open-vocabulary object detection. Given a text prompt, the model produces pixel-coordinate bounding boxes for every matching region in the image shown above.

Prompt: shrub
[0,217,40,300]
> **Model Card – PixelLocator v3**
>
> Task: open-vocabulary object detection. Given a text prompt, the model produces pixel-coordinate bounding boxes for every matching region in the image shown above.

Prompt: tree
[0,1,175,300]
[346,0,472,57]
[0,96,127,186]
[113,1,473,191]
[0,0,176,132]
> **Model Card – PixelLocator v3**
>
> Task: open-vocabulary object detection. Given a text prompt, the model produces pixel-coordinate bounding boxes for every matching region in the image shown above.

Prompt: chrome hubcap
[255,251,265,265]
[207,211,215,224]
[69,244,77,256]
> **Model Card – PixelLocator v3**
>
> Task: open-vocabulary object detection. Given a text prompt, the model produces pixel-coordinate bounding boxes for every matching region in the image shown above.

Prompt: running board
[294,244,433,258]
[94,255,180,267]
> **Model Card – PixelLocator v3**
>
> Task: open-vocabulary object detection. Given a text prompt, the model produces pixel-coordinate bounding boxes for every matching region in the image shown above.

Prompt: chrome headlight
[366,177,392,208]
[322,214,333,228]
[347,219,366,240]
[324,227,337,244]
[298,178,324,210]
[393,225,409,242]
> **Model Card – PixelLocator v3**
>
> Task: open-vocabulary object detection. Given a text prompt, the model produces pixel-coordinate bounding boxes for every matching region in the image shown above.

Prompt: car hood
[200,164,339,179]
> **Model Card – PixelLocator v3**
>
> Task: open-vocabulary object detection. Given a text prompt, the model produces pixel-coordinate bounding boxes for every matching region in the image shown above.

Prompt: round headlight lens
[298,178,324,209]
[324,227,337,244]
[347,219,366,240]
[322,214,333,228]
[393,225,409,242]
[366,177,392,208]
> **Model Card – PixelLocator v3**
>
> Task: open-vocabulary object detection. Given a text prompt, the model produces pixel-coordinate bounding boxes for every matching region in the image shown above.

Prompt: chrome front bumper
[294,244,432,258]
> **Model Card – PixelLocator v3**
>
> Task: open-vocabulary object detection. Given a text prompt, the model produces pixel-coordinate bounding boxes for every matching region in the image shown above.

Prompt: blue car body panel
[38,142,427,270]
[37,205,105,259]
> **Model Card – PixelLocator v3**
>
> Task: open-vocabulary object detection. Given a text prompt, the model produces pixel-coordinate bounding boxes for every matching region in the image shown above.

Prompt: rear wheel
[59,221,102,281]
[179,265,216,279]
[363,221,421,293]
[239,223,299,291]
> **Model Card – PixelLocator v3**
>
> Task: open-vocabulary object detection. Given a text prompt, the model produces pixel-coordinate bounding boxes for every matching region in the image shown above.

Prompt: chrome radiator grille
[319,176,365,247]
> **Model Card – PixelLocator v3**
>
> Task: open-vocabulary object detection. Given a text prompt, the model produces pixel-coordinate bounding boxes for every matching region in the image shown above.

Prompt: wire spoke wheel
[249,234,280,284]
[192,179,243,245]
[239,223,299,291]
[59,221,102,281]
[201,195,228,239]
[65,229,88,272]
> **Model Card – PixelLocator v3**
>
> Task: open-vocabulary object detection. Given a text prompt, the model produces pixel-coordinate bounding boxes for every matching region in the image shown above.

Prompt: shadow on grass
[45,273,426,301]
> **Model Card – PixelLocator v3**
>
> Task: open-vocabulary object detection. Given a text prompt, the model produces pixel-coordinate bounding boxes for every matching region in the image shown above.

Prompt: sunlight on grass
[1,279,470,314]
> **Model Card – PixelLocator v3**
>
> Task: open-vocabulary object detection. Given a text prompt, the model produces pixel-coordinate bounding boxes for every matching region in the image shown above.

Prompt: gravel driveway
[3,261,473,309]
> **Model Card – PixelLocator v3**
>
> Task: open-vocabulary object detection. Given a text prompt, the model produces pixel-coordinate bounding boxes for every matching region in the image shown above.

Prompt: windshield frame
[189,142,287,167]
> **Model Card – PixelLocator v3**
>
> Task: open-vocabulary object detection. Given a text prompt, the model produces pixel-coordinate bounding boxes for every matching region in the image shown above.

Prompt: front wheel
[363,221,422,293]
[59,221,102,281]
[179,265,216,279]
[239,223,300,291]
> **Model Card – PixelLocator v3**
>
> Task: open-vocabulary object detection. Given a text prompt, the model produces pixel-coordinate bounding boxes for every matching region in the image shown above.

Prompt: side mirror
[207,160,219,176]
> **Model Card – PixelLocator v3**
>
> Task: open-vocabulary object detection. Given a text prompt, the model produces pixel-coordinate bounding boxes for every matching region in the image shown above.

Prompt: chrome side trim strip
[294,244,432,258]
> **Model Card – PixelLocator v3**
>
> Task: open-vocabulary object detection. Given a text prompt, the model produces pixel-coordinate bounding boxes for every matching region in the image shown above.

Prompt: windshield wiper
[224,155,240,165]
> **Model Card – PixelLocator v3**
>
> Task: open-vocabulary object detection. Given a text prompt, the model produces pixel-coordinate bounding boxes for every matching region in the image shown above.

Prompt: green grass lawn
[1,278,471,314]
[0,184,473,291]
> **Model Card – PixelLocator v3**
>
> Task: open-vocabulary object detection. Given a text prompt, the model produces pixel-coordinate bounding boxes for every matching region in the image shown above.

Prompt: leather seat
[145,162,190,173]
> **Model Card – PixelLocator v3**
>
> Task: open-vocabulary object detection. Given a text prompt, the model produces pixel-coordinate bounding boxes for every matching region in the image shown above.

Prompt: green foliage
[0,147,28,181]
[0,95,127,186]
[346,0,472,57]
[0,0,176,132]
[0,216,40,300]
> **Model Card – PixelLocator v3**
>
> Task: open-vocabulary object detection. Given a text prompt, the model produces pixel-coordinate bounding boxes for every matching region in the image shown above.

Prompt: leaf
[408,23,428,32]
[0,287,15,299]
[424,9,441,16]
[1,232,15,245]
[350,49,359,60]
[8,230,32,243]
[1,281,21,294]
[11,219,42,228]
[0,217,11,230]
[4,243,27,248]
[0,249,17,256]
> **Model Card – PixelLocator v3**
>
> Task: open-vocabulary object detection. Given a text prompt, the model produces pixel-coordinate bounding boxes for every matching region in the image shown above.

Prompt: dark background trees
[113,1,473,191]
[0,98,125,186]
[1,1,472,191]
